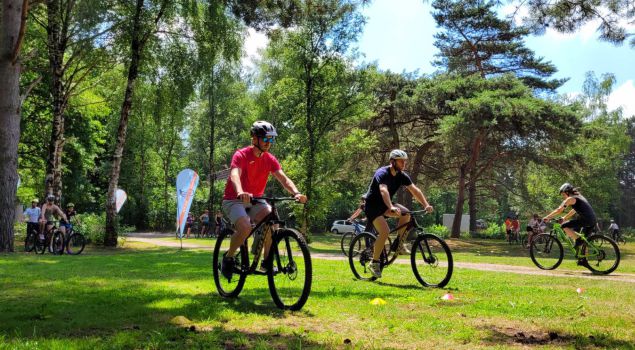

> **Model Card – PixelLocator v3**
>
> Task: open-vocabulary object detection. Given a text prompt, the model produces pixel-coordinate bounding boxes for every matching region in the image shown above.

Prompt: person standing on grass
[200,210,210,237]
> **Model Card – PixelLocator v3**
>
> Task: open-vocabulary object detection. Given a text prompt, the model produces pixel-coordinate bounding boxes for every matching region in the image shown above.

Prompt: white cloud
[242,28,268,69]
[608,80,635,118]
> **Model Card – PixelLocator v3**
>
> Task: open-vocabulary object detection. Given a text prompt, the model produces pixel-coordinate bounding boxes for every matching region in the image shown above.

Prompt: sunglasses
[261,136,276,144]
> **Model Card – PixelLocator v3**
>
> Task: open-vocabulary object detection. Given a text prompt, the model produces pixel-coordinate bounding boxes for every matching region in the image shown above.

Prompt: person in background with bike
[363,149,433,278]
[62,203,79,234]
[221,121,307,280]
[200,210,210,237]
[347,195,366,233]
[504,216,513,242]
[608,219,620,241]
[185,212,194,238]
[214,210,224,237]
[39,195,69,248]
[525,213,545,246]
[23,199,41,238]
[543,183,598,268]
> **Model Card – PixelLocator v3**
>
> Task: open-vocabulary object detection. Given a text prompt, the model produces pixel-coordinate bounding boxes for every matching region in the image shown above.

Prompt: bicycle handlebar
[251,196,301,204]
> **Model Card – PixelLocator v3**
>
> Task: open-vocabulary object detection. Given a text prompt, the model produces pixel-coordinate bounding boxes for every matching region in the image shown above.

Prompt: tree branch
[12,0,30,64]
[20,75,43,105]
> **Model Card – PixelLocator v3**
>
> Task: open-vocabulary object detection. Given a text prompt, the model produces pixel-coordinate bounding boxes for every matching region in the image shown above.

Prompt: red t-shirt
[223,146,282,200]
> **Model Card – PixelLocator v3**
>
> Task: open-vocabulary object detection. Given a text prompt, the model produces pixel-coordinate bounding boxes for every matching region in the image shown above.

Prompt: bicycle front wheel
[212,229,248,298]
[340,232,357,257]
[348,232,378,281]
[584,235,620,275]
[529,234,563,270]
[66,233,86,255]
[411,234,453,288]
[267,228,312,311]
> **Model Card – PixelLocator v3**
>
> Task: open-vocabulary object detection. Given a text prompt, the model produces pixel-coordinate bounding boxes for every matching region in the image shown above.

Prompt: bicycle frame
[550,223,603,260]
[239,197,293,276]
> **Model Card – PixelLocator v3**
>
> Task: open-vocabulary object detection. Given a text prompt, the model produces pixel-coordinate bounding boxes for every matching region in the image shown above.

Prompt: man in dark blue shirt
[363,149,433,278]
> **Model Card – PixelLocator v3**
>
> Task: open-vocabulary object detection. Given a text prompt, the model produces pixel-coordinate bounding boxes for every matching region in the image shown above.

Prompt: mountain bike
[34,223,65,255]
[212,197,312,311]
[529,221,620,274]
[347,211,453,288]
[609,229,626,245]
[24,223,40,252]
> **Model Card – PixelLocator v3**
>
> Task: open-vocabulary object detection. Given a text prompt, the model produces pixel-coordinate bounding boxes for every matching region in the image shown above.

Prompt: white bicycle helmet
[389,149,408,160]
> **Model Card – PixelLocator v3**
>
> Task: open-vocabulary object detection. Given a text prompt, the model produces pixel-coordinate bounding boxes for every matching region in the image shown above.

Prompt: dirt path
[126,233,635,284]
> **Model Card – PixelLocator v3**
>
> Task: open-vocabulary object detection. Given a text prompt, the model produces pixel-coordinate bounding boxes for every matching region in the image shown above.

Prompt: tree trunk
[468,172,477,233]
[0,0,26,252]
[207,65,216,212]
[44,0,68,201]
[451,165,467,238]
[104,0,144,247]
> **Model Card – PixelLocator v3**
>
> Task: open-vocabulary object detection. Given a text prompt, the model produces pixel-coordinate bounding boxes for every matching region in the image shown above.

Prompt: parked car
[330,220,365,234]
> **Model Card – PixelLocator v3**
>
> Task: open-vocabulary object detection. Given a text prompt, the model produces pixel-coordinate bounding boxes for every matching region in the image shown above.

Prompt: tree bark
[207,65,216,212]
[44,0,69,201]
[468,170,477,233]
[451,164,466,238]
[104,0,144,247]
[0,0,27,252]
[302,68,315,237]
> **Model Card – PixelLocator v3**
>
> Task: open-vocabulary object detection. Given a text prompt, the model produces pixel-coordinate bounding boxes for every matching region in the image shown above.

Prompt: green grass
[1,240,635,349]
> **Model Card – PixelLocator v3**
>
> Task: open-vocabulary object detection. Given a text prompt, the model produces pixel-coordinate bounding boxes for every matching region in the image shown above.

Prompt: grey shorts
[222,199,271,225]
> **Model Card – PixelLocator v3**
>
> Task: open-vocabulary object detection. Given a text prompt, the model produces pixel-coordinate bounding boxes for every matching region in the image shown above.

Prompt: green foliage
[424,224,449,238]
[472,222,505,239]
[76,213,135,245]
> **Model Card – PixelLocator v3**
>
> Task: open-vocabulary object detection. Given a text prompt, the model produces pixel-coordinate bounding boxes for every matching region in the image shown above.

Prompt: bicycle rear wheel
[411,234,453,288]
[25,233,36,252]
[529,234,563,270]
[50,231,65,255]
[267,228,312,311]
[340,232,357,256]
[212,229,248,298]
[583,235,620,275]
[66,233,86,255]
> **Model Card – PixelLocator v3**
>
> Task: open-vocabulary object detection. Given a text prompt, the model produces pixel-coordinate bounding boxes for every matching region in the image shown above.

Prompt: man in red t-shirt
[221,121,307,280]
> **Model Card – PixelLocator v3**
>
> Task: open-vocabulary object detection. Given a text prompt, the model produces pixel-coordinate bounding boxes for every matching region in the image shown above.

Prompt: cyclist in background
[23,199,41,238]
[543,183,598,268]
[608,219,620,241]
[363,149,433,278]
[347,196,366,233]
[39,195,69,249]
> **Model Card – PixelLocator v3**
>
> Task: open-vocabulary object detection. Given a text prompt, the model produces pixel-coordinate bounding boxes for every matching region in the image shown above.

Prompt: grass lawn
[1,240,634,349]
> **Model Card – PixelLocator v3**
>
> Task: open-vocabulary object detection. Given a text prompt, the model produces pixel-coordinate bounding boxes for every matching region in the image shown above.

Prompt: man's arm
[55,206,68,222]
[229,167,251,203]
[272,170,307,203]
[378,184,395,211]
[406,184,433,213]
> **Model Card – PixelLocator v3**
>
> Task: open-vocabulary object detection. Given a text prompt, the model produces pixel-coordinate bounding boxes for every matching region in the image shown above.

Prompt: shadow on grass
[481,324,635,349]
[0,248,319,342]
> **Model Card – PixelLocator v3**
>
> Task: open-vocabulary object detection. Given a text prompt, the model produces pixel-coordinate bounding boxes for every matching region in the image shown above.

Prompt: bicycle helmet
[250,121,278,138]
[67,203,75,208]
[389,149,408,160]
[46,194,55,201]
[558,183,574,194]
[31,198,39,203]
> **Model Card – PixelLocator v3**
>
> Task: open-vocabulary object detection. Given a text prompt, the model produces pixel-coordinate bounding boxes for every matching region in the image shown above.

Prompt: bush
[424,224,449,238]
[75,213,136,245]
[13,222,26,240]
[621,227,634,238]
[471,222,505,239]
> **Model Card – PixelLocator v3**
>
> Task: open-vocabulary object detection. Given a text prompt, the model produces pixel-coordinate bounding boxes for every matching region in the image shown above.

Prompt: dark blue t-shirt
[364,166,413,215]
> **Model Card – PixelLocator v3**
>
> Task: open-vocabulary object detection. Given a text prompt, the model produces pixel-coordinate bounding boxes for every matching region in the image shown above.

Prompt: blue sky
[243,0,634,116]
[356,0,635,117]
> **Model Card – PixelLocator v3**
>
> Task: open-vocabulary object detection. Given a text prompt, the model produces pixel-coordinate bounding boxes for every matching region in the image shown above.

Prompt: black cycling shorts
[562,219,596,236]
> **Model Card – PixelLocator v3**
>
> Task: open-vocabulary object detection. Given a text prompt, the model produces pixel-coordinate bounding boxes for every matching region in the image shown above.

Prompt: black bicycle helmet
[558,182,574,194]
[250,121,277,138]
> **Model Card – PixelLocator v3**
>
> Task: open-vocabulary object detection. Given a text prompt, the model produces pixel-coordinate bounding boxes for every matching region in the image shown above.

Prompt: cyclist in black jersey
[543,183,598,267]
